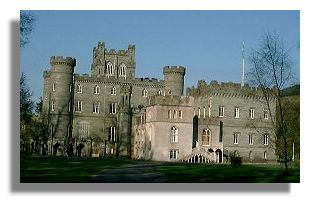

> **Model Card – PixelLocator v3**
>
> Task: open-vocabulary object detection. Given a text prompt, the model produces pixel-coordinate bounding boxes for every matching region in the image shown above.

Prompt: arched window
[106,62,114,76]
[111,86,116,95]
[168,110,172,118]
[170,126,178,143]
[142,89,148,97]
[264,151,267,159]
[94,85,100,94]
[158,89,163,95]
[119,63,127,79]
[202,129,211,146]
[77,84,82,93]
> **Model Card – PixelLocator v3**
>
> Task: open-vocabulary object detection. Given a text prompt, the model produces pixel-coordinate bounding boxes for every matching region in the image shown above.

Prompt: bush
[230,154,242,166]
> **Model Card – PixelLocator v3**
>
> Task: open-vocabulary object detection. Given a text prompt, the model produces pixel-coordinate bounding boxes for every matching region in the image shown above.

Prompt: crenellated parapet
[187,79,277,100]
[149,95,194,106]
[50,56,76,67]
[163,66,186,75]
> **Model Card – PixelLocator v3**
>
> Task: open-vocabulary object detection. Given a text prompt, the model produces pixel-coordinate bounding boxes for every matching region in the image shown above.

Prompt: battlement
[187,79,277,99]
[149,95,194,106]
[163,66,186,75]
[50,56,76,67]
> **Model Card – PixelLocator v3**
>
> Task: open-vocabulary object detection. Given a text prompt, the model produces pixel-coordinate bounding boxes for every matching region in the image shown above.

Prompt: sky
[20,10,300,102]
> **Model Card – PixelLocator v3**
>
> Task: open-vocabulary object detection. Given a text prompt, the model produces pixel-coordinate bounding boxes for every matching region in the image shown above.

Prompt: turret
[163,66,186,96]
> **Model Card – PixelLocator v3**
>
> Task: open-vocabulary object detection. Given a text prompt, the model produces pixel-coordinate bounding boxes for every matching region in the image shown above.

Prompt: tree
[247,32,296,173]
[20,11,35,47]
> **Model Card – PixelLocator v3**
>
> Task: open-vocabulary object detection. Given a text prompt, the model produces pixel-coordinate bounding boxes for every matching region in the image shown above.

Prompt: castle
[42,41,277,163]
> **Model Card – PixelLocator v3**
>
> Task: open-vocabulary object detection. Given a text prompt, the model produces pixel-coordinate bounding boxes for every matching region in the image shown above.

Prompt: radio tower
[241,42,245,87]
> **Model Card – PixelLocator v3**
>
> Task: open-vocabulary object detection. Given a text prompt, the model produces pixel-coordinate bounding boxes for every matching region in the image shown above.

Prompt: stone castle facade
[42,41,277,163]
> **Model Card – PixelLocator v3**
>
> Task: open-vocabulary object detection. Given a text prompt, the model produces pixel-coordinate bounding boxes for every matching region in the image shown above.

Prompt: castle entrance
[53,143,61,156]
[77,143,85,157]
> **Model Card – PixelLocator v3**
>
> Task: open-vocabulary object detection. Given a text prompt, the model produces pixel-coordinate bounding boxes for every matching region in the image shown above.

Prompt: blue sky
[20,10,300,102]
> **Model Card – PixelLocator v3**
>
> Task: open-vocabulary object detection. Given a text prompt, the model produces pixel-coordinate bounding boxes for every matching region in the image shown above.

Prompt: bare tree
[20,11,35,47]
[247,32,296,173]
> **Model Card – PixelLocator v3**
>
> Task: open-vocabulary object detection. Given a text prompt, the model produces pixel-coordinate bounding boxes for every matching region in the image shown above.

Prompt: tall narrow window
[249,108,255,119]
[94,85,100,94]
[203,106,206,118]
[170,126,178,143]
[51,100,55,111]
[92,102,100,114]
[178,110,182,119]
[219,106,224,117]
[173,110,177,119]
[264,151,268,159]
[119,63,127,79]
[142,89,148,97]
[249,134,253,145]
[168,110,172,119]
[77,84,82,93]
[108,127,116,142]
[202,129,211,146]
[234,107,240,118]
[52,83,56,92]
[158,89,163,95]
[264,109,269,120]
[68,101,71,112]
[110,103,116,114]
[263,134,269,145]
[75,101,82,112]
[234,133,239,144]
[111,86,116,95]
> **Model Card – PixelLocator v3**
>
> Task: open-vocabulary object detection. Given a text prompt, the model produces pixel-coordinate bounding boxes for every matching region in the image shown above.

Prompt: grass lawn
[20,156,300,183]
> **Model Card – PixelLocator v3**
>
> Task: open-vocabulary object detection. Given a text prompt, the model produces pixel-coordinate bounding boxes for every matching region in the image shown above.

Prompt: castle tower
[43,56,76,155]
[91,41,136,79]
[163,66,186,96]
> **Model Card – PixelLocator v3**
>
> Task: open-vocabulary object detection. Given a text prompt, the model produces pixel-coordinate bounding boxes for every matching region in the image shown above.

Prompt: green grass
[20,156,300,183]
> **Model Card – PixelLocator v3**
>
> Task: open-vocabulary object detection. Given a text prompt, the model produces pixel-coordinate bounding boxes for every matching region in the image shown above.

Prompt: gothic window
[158,89,163,95]
[106,62,114,76]
[92,102,100,114]
[110,103,117,114]
[119,63,127,79]
[170,149,178,159]
[51,100,55,111]
[170,126,178,143]
[78,121,89,138]
[219,106,224,117]
[249,108,255,119]
[202,129,211,146]
[108,127,116,142]
[111,86,116,95]
[75,101,82,112]
[94,85,100,94]
[264,151,268,159]
[77,84,82,93]
[263,134,269,145]
[142,89,148,97]
[234,107,240,118]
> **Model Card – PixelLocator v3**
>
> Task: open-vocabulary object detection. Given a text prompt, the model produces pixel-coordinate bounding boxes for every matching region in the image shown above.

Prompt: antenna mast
[241,42,245,87]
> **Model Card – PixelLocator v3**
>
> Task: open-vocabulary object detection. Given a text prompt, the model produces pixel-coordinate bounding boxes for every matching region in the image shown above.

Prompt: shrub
[230,154,242,166]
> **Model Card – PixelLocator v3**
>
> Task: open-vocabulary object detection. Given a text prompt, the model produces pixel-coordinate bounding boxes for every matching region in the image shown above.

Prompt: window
[249,108,255,119]
[110,103,117,114]
[93,102,100,114]
[78,121,89,138]
[94,85,100,94]
[202,129,211,146]
[142,89,148,97]
[75,101,82,112]
[111,86,116,95]
[249,134,253,145]
[234,133,239,144]
[264,109,269,120]
[108,127,116,142]
[168,110,172,119]
[264,151,267,159]
[119,63,126,79]
[170,150,178,159]
[68,101,71,112]
[52,83,56,92]
[158,89,163,95]
[69,84,72,92]
[106,62,114,76]
[173,110,177,119]
[263,134,269,145]
[170,126,178,143]
[219,106,224,117]
[198,107,201,118]
[98,68,102,75]
[178,110,182,119]
[51,100,55,111]
[77,84,82,93]
[203,106,206,118]
[249,151,253,159]
[234,107,240,118]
